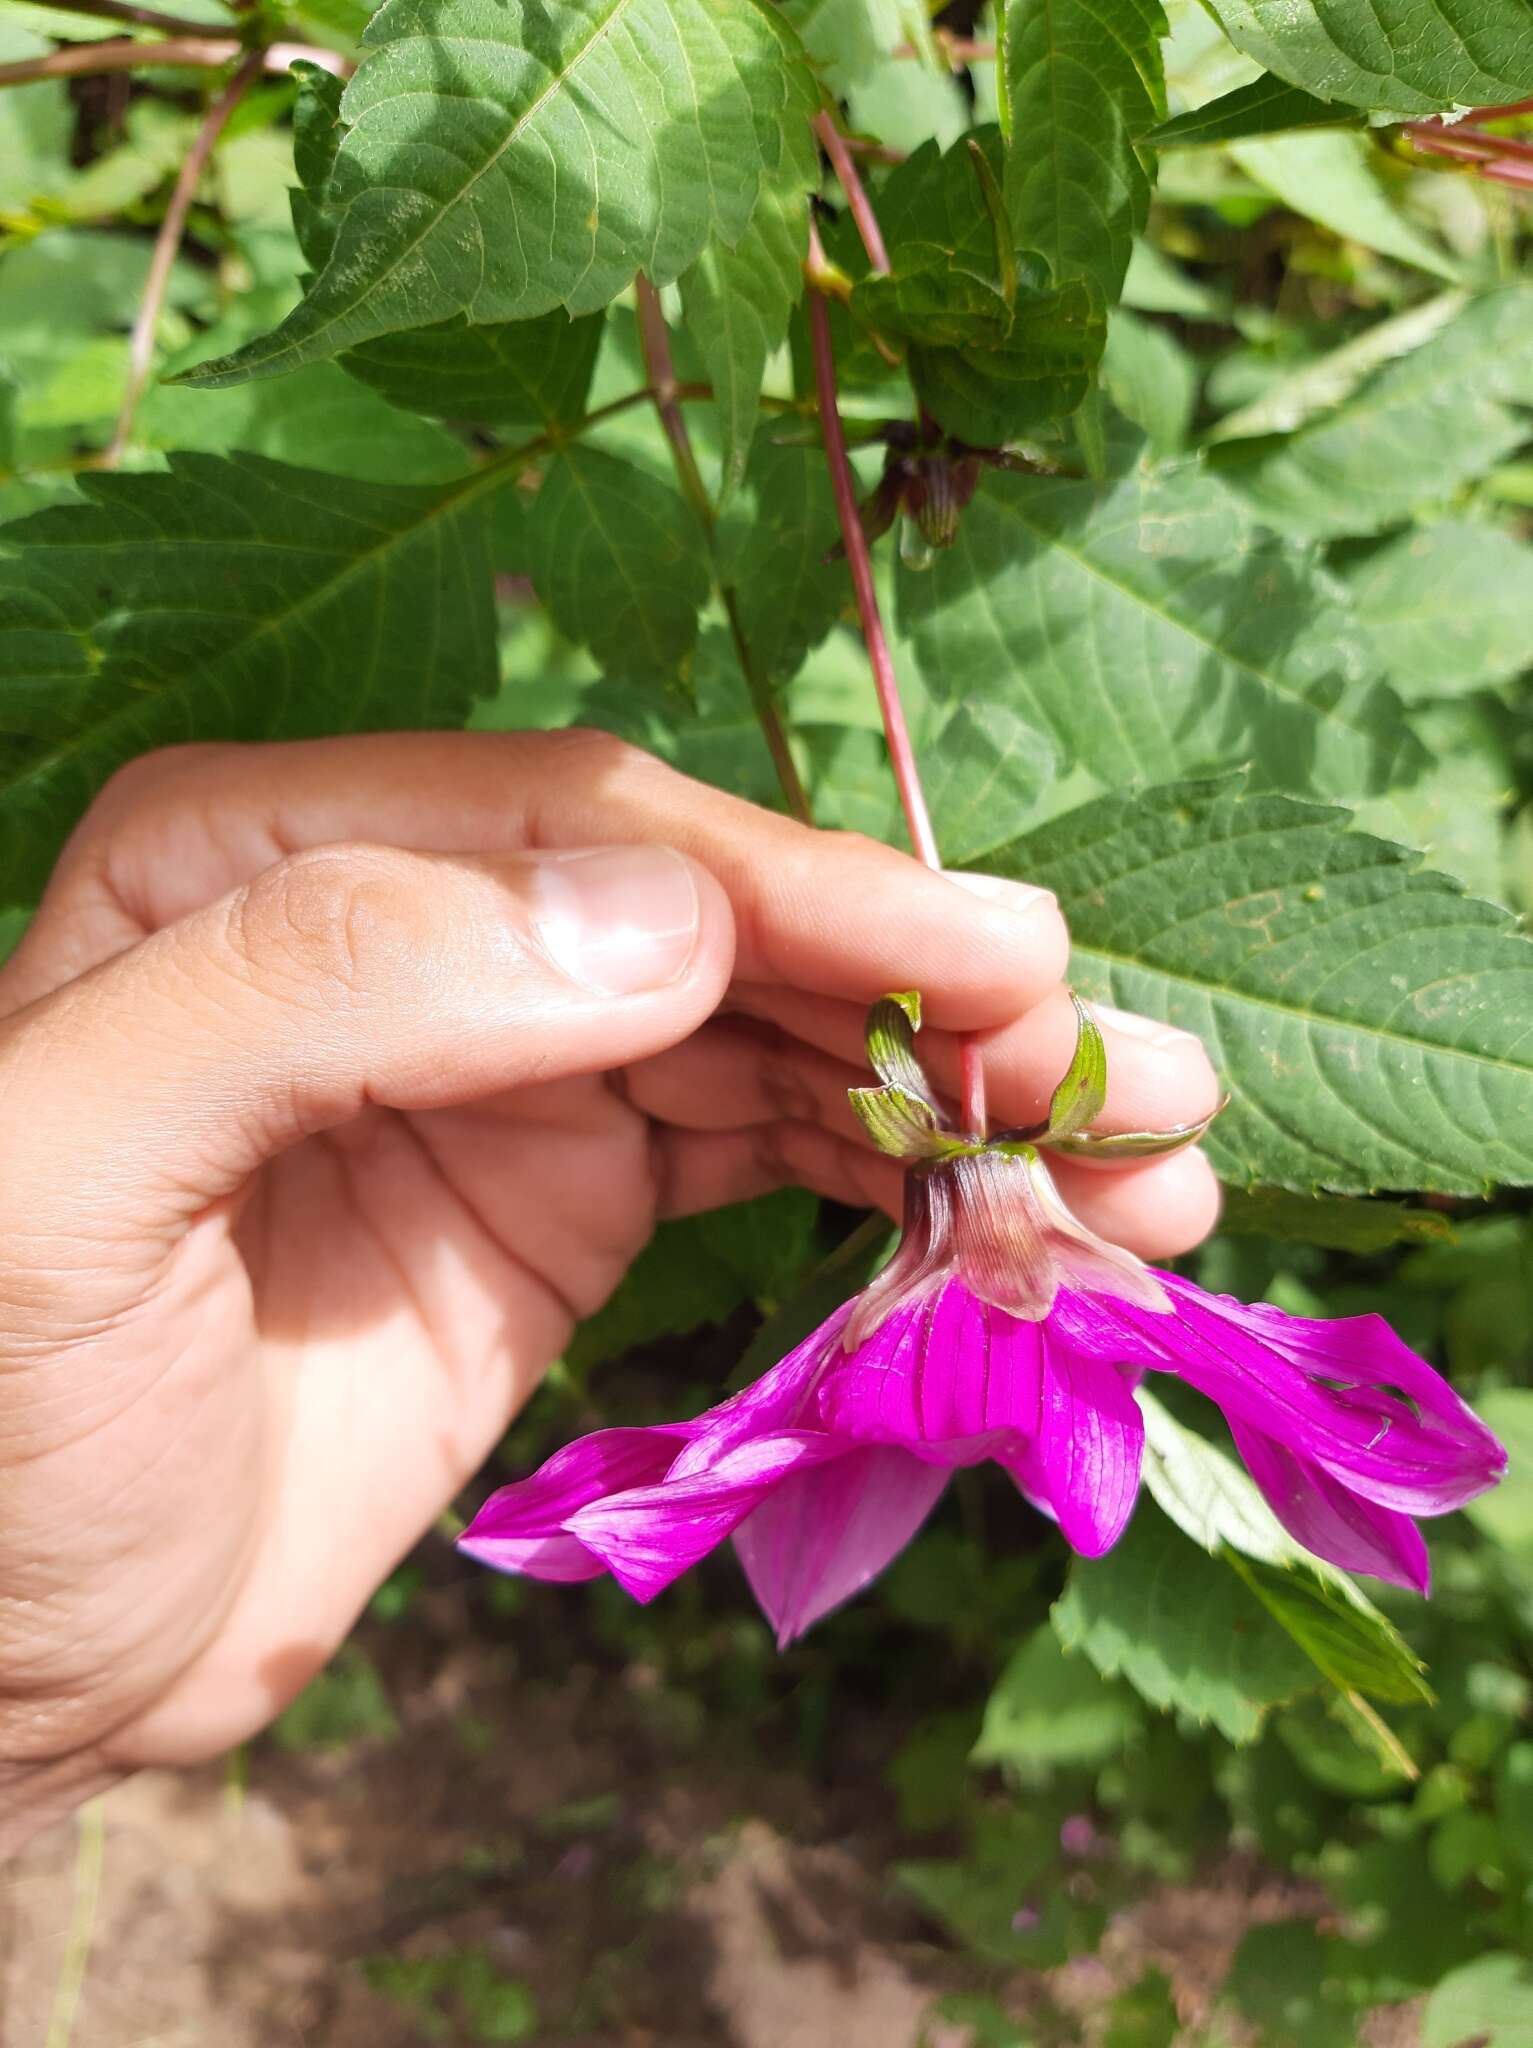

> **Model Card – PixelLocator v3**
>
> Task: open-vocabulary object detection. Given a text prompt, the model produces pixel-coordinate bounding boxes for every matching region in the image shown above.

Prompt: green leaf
[898,460,1421,803]
[920,700,1055,864]
[1101,310,1197,457]
[985,775,1533,1193]
[1210,284,1533,539]
[341,311,605,430]
[1422,1953,1533,2048]
[679,182,807,501]
[972,1624,1142,1773]
[177,0,819,387]
[1222,1922,1357,2048]
[864,990,934,1097]
[1462,1390,1533,1554]
[1232,1554,1431,1708]
[851,132,1106,443]
[0,453,497,905]
[522,446,710,691]
[1052,1501,1317,1744]
[1217,1185,1456,1252]
[1227,133,1460,281]
[1002,0,1166,302]
[1141,73,1357,146]
[716,443,845,690]
[1202,0,1533,118]
[1338,520,1533,700]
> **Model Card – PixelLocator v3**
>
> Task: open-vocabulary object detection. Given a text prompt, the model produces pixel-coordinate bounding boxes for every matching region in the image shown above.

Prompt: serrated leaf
[851,132,1106,443]
[1338,520,1533,700]
[178,0,819,388]
[982,775,1533,1193]
[1002,0,1166,303]
[1052,1502,1317,1744]
[679,182,807,501]
[1217,1186,1456,1252]
[920,700,1055,863]
[1227,133,1459,281]
[523,445,710,690]
[1231,1554,1431,1707]
[1209,284,1533,539]
[972,1624,1142,1772]
[897,459,1421,803]
[0,453,497,904]
[1202,0,1533,118]
[1141,72,1356,146]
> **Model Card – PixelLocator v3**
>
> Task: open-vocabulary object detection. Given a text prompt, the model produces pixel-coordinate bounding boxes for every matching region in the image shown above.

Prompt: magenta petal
[457,1426,691,1581]
[816,1280,1045,1454]
[1007,1323,1145,1556]
[566,1431,847,1604]
[1228,1417,1432,1594]
[1120,1274,1506,1517]
[734,1446,949,1647]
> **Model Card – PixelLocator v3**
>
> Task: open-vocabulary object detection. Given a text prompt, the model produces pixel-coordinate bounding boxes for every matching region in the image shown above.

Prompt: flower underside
[461,990,1505,1645]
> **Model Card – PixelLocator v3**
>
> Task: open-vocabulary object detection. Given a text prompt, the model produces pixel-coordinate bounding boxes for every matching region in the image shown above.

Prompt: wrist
[0,1750,122,1859]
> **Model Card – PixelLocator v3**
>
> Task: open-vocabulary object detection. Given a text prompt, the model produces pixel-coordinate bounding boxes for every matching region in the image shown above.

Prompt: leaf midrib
[2,457,502,812]
[986,482,1399,761]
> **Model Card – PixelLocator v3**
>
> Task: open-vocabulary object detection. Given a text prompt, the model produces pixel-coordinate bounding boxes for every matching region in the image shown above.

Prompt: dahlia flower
[461,994,1504,1644]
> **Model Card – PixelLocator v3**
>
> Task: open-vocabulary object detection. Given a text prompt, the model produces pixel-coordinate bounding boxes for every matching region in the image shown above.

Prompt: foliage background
[2,0,1533,2038]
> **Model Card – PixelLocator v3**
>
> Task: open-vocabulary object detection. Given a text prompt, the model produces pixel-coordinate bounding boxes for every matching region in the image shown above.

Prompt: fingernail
[944,871,1059,926]
[527,847,700,995]
[1095,1002,1200,1053]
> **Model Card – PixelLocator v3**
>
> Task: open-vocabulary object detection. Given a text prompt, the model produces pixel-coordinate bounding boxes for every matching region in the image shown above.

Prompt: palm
[93,1080,656,1767]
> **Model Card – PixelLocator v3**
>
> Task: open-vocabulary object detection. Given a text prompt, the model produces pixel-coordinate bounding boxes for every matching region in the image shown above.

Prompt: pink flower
[460,996,1505,1644]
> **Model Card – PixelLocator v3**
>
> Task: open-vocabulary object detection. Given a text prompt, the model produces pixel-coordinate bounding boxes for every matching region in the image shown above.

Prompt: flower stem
[101,46,264,467]
[632,278,814,825]
[804,244,987,1137]
[27,0,236,34]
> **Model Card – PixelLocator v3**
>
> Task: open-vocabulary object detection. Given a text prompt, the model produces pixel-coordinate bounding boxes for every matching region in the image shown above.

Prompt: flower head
[461,994,1505,1644]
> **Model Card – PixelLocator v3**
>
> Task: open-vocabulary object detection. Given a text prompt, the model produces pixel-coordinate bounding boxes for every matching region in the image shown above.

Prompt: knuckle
[84,745,232,832]
[543,725,665,785]
[226,842,429,1000]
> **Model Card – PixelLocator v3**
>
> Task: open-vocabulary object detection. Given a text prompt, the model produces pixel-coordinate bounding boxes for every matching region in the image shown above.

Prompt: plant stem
[814,111,890,274]
[28,0,236,34]
[632,277,814,825]
[0,35,347,86]
[102,45,264,467]
[804,253,987,1136]
[44,1799,105,2048]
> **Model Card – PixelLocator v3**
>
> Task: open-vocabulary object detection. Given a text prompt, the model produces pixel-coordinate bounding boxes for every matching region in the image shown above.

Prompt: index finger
[11,731,1070,1026]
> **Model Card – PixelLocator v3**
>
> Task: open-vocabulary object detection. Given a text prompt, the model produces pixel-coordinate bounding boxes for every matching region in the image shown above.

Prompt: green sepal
[1043,991,1108,1142]
[1049,1096,1230,1160]
[849,1084,961,1161]
[852,991,966,1161]
[865,992,936,1104]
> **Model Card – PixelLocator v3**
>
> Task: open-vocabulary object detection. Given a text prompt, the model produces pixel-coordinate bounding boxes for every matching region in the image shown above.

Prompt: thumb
[0,840,731,1247]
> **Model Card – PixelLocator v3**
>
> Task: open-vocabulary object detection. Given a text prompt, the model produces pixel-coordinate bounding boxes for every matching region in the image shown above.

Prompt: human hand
[0,731,1221,1844]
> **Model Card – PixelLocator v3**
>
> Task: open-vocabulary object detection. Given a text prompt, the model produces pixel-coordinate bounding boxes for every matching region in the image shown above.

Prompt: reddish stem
[102,46,264,466]
[1406,123,1533,164]
[0,35,347,84]
[814,112,891,275]
[805,253,987,1137]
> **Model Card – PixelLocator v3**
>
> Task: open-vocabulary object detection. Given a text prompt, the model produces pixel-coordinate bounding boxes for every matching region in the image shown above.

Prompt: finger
[1052,1148,1222,1260]
[625,1019,871,1146]
[0,842,733,1262]
[725,984,1223,1145]
[6,734,1070,1027]
[655,1121,904,1221]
